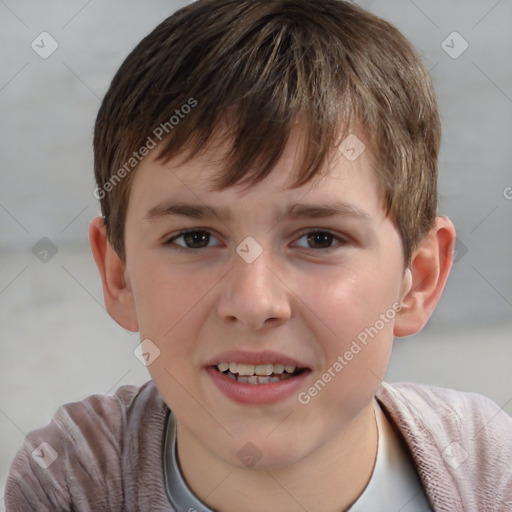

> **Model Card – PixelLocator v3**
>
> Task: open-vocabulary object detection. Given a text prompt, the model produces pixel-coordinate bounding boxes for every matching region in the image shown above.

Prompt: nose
[216,246,292,331]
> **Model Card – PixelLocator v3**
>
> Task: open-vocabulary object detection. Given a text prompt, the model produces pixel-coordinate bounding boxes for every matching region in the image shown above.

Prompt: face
[123,127,408,470]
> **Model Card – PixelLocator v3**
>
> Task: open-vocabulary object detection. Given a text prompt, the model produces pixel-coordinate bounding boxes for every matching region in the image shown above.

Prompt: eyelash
[164,228,350,253]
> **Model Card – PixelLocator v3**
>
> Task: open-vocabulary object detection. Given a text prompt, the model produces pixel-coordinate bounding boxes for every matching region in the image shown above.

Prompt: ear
[89,216,139,332]
[394,216,456,337]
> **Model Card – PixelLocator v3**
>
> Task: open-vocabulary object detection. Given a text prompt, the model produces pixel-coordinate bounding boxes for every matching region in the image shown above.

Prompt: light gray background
[1,0,511,507]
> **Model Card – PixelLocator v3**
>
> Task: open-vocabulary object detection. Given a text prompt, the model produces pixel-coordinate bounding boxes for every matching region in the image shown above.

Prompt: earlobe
[394,217,456,337]
[89,216,139,332]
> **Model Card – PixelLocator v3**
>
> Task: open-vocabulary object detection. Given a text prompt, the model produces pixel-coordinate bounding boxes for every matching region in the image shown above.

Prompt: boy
[5,0,512,510]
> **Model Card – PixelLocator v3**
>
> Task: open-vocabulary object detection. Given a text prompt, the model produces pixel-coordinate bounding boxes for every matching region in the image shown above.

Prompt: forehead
[126,125,384,223]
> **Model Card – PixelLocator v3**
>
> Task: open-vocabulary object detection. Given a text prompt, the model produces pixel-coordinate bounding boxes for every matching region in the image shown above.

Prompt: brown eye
[182,231,210,248]
[306,231,334,249]
[294,230,345,250]
[166,230,220,250]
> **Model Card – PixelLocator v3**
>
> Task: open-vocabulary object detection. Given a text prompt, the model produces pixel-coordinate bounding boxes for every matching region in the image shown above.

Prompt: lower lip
[206,367,310,404]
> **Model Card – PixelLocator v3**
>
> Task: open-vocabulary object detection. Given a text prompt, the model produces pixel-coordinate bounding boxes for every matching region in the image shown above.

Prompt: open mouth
[213,362,306,384]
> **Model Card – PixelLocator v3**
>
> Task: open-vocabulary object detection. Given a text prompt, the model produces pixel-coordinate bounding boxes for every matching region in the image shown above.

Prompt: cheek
[303,262,400,345]
[130,261,213,409]
[297,261,400,411]
[128,259,222,382]
[130,258,206,338]
[296,276,397,431]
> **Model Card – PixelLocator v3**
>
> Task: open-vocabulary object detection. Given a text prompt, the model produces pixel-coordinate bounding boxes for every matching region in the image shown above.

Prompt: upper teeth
[217,362,297,375]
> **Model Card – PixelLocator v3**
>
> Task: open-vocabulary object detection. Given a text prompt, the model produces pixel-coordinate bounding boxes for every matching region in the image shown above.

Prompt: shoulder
[5,380,168,512]
[376,381,512,510]
[377,380,508,421]
[376,380,512,440]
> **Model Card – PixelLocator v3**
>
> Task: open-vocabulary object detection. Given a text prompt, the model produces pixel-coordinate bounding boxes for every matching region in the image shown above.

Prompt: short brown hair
[93,0,440,265]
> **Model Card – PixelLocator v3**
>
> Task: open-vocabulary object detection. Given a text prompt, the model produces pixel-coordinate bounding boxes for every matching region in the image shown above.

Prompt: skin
[90,126,455,512]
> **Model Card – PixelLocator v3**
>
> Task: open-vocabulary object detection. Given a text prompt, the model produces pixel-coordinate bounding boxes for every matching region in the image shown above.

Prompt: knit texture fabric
[5,380,512,511]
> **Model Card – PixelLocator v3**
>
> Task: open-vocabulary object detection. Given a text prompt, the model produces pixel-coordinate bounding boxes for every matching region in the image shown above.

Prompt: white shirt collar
[348,400,433,512]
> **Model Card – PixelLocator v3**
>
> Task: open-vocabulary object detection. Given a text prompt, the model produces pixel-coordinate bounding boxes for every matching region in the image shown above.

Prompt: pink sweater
[5,380,512,511]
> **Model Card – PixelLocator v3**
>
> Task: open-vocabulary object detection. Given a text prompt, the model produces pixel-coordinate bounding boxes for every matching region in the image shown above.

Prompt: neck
[176,400,378,512]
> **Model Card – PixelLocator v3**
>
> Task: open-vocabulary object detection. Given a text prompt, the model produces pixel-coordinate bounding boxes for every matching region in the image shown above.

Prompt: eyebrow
[144,200,371,224]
